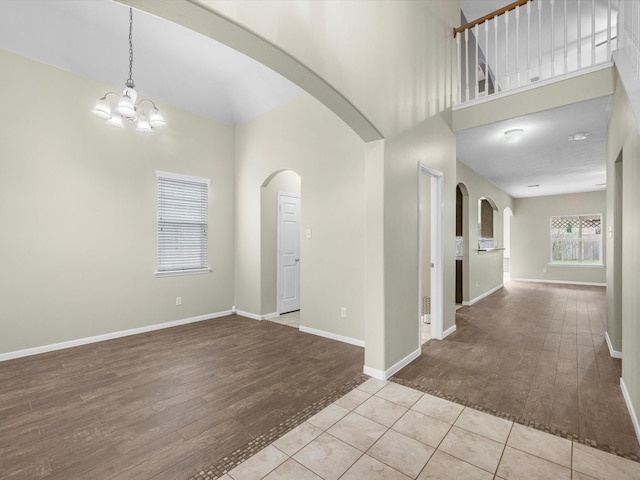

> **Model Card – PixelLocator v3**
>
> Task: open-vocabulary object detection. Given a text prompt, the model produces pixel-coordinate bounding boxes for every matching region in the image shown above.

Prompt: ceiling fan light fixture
[504,128,524,143]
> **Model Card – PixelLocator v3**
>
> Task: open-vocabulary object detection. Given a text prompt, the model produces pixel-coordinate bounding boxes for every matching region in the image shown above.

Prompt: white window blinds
[156,171,210,275]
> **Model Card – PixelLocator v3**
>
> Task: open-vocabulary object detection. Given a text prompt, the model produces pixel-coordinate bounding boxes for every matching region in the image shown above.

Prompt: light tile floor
[222,378,640,480]
[268,311,301,328]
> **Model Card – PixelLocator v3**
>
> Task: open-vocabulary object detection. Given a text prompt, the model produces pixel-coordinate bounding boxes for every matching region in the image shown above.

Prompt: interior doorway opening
[418,163,444,346]
[503,207,513,283]
[456,183,469,305]
[260,169,302,327]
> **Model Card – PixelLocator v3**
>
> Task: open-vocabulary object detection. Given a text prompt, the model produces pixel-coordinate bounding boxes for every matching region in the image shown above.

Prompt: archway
[260,169,302,323]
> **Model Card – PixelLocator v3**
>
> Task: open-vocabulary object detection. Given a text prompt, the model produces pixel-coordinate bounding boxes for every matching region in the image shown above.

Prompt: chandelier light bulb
[136,114,152,132]
[105,113,124,128]
[91,97,112,119]
[91,8,165,132]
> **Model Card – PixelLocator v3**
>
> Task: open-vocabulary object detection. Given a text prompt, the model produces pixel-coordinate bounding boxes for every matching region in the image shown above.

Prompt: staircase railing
[455,0,619,105]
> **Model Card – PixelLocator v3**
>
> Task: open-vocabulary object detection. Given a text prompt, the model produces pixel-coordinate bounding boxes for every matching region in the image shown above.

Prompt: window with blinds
[550,214,603,266]
[156,171,211,276]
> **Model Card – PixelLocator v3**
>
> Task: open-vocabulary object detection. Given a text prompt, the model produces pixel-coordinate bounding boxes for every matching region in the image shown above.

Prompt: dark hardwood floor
[395,281,640,458]
[0,315,363,479]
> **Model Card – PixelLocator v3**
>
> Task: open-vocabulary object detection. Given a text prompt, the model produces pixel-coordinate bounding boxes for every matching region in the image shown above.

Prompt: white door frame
[276,192,301,314]
[418,162,444,343]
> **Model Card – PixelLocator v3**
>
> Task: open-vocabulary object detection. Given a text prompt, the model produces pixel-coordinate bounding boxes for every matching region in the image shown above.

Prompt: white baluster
[485,20,489,96]
[456,31,461,104]
[577,0,582,69]
[551,0,556,77]
[495,16,499,90]
[527,1,532,83]
[505,11,509,89]
[475,23,479,99]
[516,5,520,86]
[607,0,612,60]
[464,29,469,102]
[591,0,596,66]
[564,0,568,73]
[538,0,543,79]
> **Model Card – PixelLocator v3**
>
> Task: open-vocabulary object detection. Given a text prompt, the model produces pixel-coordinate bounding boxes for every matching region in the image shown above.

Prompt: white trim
[620,378,640,445]
[155,170,211,185]
[155,267,211,278]
[299,325,365,347]
[262,312,280,320]
[0,310,233,362]
[605,331,623,359]
[363,348,421,380]
[453,62,613,111]
[418,162,444,344]
[442,324,457,339]
[462,284,504,306]
[509,278,606,287]
[236,310,263,321]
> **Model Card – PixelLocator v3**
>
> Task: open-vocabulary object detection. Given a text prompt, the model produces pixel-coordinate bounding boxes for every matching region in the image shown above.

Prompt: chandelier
[92,8,165,131]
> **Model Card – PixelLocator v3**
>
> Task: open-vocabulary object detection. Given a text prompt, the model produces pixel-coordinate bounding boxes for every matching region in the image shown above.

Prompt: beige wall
[383,113,457,368]
[511,192,607,284]
[456,161,513,302]
[195,0,457,139]
[606,73,640,426]
[235,94,366,340]
[260,170,301,314]
[0,49,235,355]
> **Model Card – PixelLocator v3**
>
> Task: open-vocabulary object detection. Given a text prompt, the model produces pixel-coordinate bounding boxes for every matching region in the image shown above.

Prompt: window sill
[155,268,212,278]
[548,263,604,268]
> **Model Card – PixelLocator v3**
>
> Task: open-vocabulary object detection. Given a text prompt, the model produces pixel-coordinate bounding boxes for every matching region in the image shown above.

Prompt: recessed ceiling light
[568,132,588,141]
[504,128,524,143]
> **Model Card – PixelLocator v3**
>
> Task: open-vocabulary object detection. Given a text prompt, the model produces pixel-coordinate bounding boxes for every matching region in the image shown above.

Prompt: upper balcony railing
[455,0,619,106]
[618,0,640,77]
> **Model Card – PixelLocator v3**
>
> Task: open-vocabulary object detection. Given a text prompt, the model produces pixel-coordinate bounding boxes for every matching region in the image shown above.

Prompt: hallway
[394,281,639,459]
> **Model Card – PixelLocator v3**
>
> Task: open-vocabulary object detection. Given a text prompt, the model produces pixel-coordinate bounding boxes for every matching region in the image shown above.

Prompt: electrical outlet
[341,307,347,318]
[306,228,312,239]
[176,296,182,306]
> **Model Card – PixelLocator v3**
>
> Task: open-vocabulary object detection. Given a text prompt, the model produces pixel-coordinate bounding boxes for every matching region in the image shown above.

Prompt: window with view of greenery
[550,214,602,265]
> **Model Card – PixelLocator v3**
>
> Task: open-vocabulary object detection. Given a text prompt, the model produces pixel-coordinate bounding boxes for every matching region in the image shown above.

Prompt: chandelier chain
[126,8,135,88]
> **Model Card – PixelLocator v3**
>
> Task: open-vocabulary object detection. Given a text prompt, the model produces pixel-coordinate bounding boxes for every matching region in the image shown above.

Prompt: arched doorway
[260,169,302,323]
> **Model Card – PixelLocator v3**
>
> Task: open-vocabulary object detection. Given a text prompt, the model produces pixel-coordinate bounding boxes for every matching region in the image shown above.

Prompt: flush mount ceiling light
[568,132,588,141]
[504,128,524,143]
[92,8,165,132]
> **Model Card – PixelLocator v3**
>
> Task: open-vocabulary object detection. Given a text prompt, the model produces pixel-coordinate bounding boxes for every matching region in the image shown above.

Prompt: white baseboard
[0,310,233,362]
[510,278,606,287]
[605,331,623,359]
[236,310,280,321]
[442,324,457,339]
[363,347,421,380]
[463,284,504,306]
[620,378,640,446]
[299,325,365,347]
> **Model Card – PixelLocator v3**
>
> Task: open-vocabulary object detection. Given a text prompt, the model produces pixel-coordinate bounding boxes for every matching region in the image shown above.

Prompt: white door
[277,193,301,314]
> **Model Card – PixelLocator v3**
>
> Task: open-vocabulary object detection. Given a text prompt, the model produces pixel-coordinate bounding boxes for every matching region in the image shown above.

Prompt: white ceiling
[456,93,611,199]
[0,0,303,125]
[459,0,612,199]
